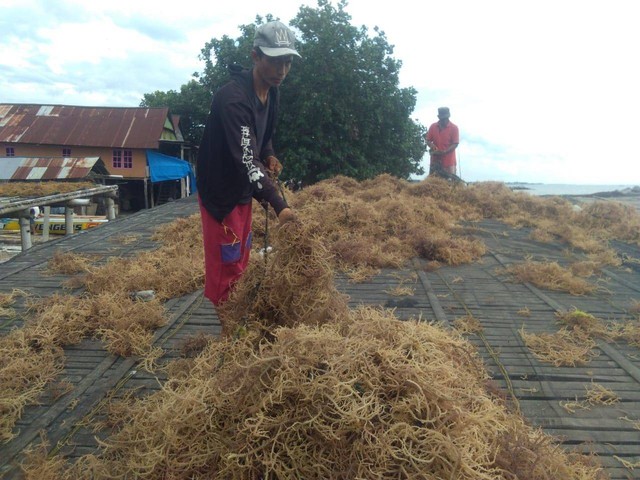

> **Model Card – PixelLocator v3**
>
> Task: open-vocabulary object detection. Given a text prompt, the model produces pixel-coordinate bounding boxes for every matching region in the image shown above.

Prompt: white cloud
[1,0,638,185]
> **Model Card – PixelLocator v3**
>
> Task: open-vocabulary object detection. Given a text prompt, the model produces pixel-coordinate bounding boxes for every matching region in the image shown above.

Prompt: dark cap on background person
[253,21,301,58]
[437,107,451,119]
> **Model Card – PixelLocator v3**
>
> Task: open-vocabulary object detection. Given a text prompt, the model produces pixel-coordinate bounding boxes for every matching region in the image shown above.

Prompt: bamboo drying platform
[1,195,639,479]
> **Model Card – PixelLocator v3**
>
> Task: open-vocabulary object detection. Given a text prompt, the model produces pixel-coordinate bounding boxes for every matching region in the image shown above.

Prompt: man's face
[438,115,450,126]
[253,53,293,88]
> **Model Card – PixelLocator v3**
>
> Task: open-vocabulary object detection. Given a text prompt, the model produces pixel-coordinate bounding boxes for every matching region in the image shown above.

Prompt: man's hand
[265,156,283,176]
[277,207,296,224]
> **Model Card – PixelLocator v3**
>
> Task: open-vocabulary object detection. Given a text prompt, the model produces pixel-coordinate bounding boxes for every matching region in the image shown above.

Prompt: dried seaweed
[9,174,634,479]
[556,309,612,341]
[0,216,201,442]
[561,383,620,413]
[504,260,596,295]
[217,221,349,338]
[0,181,97,197]
[520,327,598,367]
[25,309,606,479]
[46,250,95,275]
[453,315,484,334]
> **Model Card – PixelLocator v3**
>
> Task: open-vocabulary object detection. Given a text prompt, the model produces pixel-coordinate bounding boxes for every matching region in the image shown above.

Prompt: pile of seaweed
[9,174,638,478]
[26,310,603,479]
[21,222,607,479]
[0,181,98,197]
[283,175,487,276]
[217,222,349,337]
[277,175,639,280]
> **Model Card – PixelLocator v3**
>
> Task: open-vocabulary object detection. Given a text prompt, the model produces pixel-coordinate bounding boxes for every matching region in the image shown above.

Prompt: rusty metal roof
[0,157,108,181]
[0,104,180,149]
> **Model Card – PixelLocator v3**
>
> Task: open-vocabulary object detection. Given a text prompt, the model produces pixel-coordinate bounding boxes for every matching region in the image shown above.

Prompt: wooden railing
[0,185,118,251]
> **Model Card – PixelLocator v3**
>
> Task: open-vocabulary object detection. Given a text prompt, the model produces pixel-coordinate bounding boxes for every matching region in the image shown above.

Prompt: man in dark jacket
[197,21,299,306]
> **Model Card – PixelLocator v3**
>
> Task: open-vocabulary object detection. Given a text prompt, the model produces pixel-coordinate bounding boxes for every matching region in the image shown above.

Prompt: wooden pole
[19,214,32,251]
[65,206,74,235]
[106,197,116,220]
[143,179,149,209]
[42,206,51,241]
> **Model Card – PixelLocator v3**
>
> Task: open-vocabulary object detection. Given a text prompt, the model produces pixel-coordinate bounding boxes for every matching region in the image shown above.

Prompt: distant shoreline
[506,183,640,197]
[576,186,640,198]
[503,183,640,214]
[554,188,640,214]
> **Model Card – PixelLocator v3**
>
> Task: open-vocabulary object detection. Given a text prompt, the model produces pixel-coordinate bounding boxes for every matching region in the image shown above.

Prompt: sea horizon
[502,182,639,197]
[410,176,638,197]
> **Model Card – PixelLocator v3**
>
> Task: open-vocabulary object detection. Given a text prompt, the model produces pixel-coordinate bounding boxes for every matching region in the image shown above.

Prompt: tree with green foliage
[284,0,425,182]
[143,0,425,183]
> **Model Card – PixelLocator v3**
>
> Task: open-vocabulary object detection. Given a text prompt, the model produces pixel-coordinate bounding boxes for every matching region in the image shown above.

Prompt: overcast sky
[1,0,638,185]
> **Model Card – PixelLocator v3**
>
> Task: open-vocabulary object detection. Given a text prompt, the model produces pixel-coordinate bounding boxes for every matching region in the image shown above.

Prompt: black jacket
[196,65,287,222]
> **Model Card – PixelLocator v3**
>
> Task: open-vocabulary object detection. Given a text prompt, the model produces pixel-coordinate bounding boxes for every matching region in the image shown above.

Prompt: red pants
[199,198,252,306]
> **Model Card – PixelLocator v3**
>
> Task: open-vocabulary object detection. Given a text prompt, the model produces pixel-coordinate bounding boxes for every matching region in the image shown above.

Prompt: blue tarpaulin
[146,150,196,193]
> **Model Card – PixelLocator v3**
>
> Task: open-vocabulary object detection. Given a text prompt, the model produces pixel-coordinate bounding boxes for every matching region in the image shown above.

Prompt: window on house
[62,148,71,157]
[5,147,15,157]
[123,150,133,168]
[113,149,122,168]
[112,149,133,169]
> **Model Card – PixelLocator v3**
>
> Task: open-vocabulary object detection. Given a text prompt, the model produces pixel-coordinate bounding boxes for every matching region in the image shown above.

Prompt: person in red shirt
[425,107,459,177]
